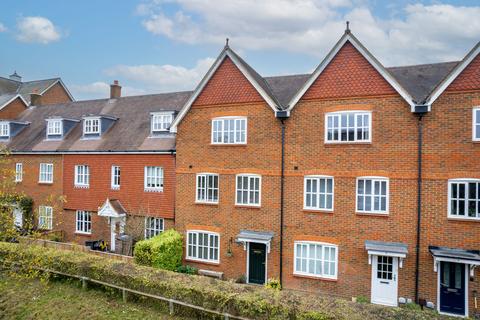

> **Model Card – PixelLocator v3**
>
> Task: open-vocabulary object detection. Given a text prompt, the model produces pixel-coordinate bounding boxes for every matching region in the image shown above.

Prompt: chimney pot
[110,80,121,99]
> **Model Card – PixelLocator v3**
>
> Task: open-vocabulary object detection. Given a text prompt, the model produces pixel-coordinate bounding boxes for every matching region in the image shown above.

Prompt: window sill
[38,182,53,185]
[74,185,90,189]
[75,232,92,237]
[144,188,163,193]
[111,187,120,191]
[210,143,247,147]
[293,273,338,282]
[324,142,372,146]
[185,258,220,266]
[235,204,261,209]
[356,212,389,217]
[195,201,219,206]
[447,217,480,223]
[303,209,333,214]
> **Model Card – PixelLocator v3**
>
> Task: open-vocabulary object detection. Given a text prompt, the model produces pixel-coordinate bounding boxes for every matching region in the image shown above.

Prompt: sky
[0,0,479,101]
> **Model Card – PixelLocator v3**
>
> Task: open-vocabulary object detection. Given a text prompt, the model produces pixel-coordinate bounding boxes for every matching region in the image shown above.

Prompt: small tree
[134,229,183,271]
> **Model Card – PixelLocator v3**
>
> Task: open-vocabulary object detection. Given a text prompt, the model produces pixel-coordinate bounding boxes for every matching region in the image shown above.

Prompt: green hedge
[0,242,448,320]
[134,229,183,271]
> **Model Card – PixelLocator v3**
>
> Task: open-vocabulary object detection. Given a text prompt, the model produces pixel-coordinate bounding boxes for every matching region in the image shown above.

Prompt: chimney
[9,71,21,82]
[110,80,121,99]
[30,90,43,106]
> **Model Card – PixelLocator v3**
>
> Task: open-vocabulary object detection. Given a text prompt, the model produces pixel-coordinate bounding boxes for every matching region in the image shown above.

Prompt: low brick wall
[18,237,134,263]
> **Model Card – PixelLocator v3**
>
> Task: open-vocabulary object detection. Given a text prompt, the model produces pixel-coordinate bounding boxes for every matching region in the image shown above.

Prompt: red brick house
[3,82,189,252]
[0,71,73,119]
[171,30,480,317]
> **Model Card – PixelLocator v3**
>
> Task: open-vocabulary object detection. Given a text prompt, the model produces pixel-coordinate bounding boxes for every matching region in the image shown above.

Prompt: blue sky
[0,0,479,100]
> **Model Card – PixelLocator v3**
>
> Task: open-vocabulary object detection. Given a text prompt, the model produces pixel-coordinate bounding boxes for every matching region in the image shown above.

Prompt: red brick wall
[447,54,480,92]
[0,97,26,119]
[9,154,64,230]
[41,82,72,105]
[192,57,263,107]
[63,154,175,218]
[303,41,396,101]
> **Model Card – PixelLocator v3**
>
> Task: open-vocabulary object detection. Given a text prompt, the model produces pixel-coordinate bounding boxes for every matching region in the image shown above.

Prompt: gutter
[10,150,176,155]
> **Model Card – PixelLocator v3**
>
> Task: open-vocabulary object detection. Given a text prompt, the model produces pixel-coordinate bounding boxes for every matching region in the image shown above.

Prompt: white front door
[371,255,399,306]
[110,221,117,252]
[13,208,23,228]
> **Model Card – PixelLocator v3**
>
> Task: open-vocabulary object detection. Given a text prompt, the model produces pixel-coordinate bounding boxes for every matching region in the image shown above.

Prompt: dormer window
[0,121,9,139]
[84,117,101,135]
[151,112,173,133]
[47,119,62,136]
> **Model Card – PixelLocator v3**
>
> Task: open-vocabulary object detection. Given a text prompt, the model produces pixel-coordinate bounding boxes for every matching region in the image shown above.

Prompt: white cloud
[138,1,480,65]
[16,16,62,44]
[70,57,214,100]
[0,23,6,32]
[70,82,147,100]
[105,57,215,92]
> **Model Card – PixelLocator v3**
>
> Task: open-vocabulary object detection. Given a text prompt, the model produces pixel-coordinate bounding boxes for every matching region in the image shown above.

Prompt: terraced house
[2,82,188,252]
[170,29,480,318]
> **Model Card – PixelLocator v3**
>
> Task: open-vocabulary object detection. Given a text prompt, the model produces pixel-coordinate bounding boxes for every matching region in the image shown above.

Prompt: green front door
[248,243,266,284]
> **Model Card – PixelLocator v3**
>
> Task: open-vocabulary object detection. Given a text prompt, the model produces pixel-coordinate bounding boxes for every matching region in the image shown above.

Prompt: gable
[0,97,27,119]
[447,53,480,92]
[41,82,74,105]
[302,42,396,101]
[192,57,263,107]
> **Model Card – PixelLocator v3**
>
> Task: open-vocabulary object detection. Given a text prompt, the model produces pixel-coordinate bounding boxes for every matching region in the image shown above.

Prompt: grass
[0,273,191,320]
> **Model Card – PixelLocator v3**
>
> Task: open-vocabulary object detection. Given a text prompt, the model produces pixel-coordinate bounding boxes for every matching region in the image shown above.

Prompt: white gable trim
[98,199,126,218]
[426,42,480,106]
[0,94,28,111]
[40,79,75,102]
[286,32,415,112]
[170,48,278,133]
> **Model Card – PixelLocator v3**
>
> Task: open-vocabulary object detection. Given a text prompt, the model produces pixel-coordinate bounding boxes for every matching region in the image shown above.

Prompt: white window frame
[111,165,120,190]
[235,174,261,207]
[74,165,90,188]
[325,111,372,143]
[144,166,164,192]
[196,173,219,204]
[15,163,23,182]
[356,177,389,214]
[38,206,53,230]
[473,107,480,142]
[76,210,92,234]
[144,217,164,239]
[211,116,247,145]
[38,163,53,183]
[448,179,480,220]
[151,112,174,133]
[303,176,334,211]
[293,241,338,280]
[46,119,63,136]
[186,230,220,263]
[83,117,101,135]
[0,121,9,138]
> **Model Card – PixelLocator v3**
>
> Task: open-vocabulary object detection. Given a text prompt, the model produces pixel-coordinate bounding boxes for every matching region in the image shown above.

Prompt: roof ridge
[387,61,460,70]
[21,77,61,84]
[264,73,311,80]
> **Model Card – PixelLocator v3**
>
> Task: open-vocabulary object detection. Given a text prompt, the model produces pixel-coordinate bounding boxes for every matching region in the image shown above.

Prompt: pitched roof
[7,91,192,153]
[0,76,74,110]
[387,61,459,104]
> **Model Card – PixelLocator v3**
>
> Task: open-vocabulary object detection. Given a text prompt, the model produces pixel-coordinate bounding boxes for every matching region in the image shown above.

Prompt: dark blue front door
[248,243,266,284]
[440,261,466,316]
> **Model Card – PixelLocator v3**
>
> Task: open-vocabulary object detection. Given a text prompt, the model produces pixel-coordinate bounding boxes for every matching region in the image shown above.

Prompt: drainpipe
[414,105,428,303]
[279,119,285,286]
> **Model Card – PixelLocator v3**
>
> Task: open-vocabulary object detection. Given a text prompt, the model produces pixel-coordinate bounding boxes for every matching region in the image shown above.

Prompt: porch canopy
[429,246,480,274]
[236,230,274,253]
[365,240,408,267]
[98,199,127,218]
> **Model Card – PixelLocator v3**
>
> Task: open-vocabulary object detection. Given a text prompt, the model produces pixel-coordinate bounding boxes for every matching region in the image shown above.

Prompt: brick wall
[0,97,26,119]
[40,82,72,105]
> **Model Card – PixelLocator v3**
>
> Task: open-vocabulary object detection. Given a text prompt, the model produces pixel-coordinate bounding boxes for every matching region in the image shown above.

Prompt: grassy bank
[0,274,186,320]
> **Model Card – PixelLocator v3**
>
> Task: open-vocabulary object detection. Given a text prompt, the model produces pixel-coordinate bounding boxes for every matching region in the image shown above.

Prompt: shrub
[265,278,282,290]
[133,229,183,271]
[176,265,198,275]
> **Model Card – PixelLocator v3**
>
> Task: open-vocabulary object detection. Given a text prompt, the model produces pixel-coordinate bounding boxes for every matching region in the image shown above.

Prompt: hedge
[133,229,183,271]
[0,242,450,320]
